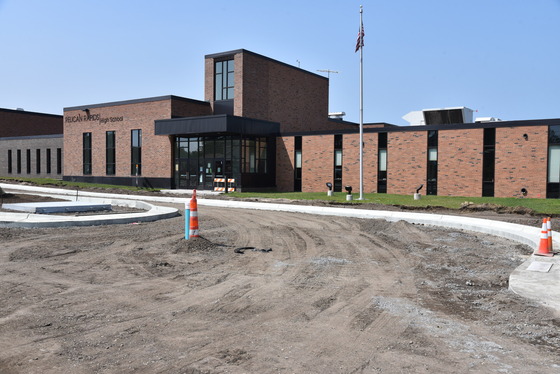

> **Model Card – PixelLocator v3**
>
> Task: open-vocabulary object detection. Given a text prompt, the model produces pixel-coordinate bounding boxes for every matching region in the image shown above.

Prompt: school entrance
[156,114,279,191]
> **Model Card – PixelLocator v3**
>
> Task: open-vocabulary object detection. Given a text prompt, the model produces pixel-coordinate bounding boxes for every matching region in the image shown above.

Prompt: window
[294,136,302,192]
[36,149,41,174]
[334,135,343,192]
[56,148,62,174]
[131,129,142,175]
[106,131,116,175]
[241,137,267,174]
[17,150,21,174]
[426,130,438,195]
[377,133,387,193]
[483,128,496,197]
[46,148,51,174]
[215,59,234,100]
[26,149,31,174]
[83,132,92,175]
[7,150,12,174]
[548,125,560,198]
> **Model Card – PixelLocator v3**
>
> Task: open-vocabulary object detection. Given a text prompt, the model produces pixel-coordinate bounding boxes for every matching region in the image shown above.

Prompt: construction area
[0,184,559,373]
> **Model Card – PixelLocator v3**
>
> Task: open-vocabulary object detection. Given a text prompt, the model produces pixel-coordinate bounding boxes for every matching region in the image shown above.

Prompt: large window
[83,132,92,175]
[106,131,116,175]
[427,130,438,195]
[17,150,21,174]
[46,148,51,174]
[377,133,387,193]
[294,136,302,192]
[242,137,267,174]
[482,128,496,197]
[334,135,343,192]
[215,59,234,100]
[56,148,62,174]
[131,129,142,175]
[548,125,560,198]
[7,150,12,174]
[26,149,31,174]
[36,149,41,174]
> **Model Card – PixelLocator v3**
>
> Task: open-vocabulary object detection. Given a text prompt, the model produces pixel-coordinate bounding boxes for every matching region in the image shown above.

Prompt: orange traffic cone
[189,189,199,238]
[547,217,553,252]
[534,218,553,257]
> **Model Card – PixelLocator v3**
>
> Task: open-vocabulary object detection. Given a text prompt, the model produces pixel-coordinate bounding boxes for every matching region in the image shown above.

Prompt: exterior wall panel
[438,129,483,197]
[495,126,548,198]
[276,136,295,192]
[0,136,63,178]
[0,109,62,137]
[301,135,333,192]
[63,99,173,180]
[387,131,427,195]
[341,133,378,194]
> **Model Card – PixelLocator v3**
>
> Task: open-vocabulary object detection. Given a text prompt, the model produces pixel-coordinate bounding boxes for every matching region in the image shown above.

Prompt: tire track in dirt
[1,205,559,373]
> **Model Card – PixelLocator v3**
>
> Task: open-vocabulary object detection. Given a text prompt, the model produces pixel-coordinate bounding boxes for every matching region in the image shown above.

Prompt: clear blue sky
[1,0,559,126]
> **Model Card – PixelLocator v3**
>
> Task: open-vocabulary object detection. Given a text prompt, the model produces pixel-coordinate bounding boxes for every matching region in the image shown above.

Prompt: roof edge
[64,95,209,112]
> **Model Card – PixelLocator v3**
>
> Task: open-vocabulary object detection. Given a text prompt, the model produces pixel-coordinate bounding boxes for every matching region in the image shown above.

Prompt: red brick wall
[0,109,62,137]
[171,98,212,118]
[301,135,333,192]
[276,136,294,192]
[63,99,172,179]
[495,126,548,198]
[438,129,483,197]
[341,133,378,193]
[387,131,427,195]
[205,51,346,133]
[238,52,329,132]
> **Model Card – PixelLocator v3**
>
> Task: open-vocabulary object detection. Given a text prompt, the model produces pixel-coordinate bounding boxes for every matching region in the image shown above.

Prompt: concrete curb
[0,185,178,228]
[1,183,558,314]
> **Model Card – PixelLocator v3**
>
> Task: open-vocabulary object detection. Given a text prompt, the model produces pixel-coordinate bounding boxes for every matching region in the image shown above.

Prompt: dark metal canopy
[155,114,280,136]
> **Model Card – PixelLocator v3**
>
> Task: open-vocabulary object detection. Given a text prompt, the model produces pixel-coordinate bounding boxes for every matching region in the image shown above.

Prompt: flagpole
[358,5,364,200]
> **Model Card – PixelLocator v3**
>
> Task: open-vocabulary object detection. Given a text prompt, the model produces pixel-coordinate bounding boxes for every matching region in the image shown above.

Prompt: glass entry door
[174,159,225,190]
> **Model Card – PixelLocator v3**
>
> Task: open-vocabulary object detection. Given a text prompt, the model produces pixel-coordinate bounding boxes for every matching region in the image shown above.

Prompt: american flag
[355,23,364,52]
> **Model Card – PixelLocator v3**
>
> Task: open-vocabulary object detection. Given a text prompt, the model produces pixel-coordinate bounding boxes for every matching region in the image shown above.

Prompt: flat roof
[281,118,560,137]
[64,95,209,112]
[0,108,62,118]
[205,49,327,81]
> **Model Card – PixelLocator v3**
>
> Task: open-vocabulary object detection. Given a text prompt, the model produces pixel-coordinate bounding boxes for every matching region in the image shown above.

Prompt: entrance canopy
[155,114,280,136]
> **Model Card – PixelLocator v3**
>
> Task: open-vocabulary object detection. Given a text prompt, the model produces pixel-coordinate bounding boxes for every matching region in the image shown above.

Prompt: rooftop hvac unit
[403,107,474,126]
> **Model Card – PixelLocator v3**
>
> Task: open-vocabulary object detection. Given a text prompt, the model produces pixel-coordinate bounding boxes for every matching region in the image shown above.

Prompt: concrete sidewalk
[1,183,558,315]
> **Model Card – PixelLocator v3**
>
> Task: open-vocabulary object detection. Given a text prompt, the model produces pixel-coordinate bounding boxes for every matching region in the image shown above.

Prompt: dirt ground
[0,192,559,373]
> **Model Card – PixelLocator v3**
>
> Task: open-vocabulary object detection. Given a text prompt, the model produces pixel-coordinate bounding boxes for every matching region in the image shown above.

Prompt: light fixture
[345,186,352,194]
[523,134,528,141]
[326,182,333,191]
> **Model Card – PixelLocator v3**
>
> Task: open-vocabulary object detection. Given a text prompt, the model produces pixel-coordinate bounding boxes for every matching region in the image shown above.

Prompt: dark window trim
[26,149,31,174]
[7,150,12,174]
[46,148,52,174]
[56,148,62,175]
[106,131,116,175]
[131,129,142,176]
[83,132,92,175]
[377,132,387,193]
[17,149,21,174]
[36,149,41,174]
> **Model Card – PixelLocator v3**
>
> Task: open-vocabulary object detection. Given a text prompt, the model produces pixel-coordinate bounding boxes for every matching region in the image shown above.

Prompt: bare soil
[0,192,559,373]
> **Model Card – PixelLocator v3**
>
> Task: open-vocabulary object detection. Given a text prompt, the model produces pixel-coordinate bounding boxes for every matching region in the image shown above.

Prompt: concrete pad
[2,201,111,214]
[509,256,560,315]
